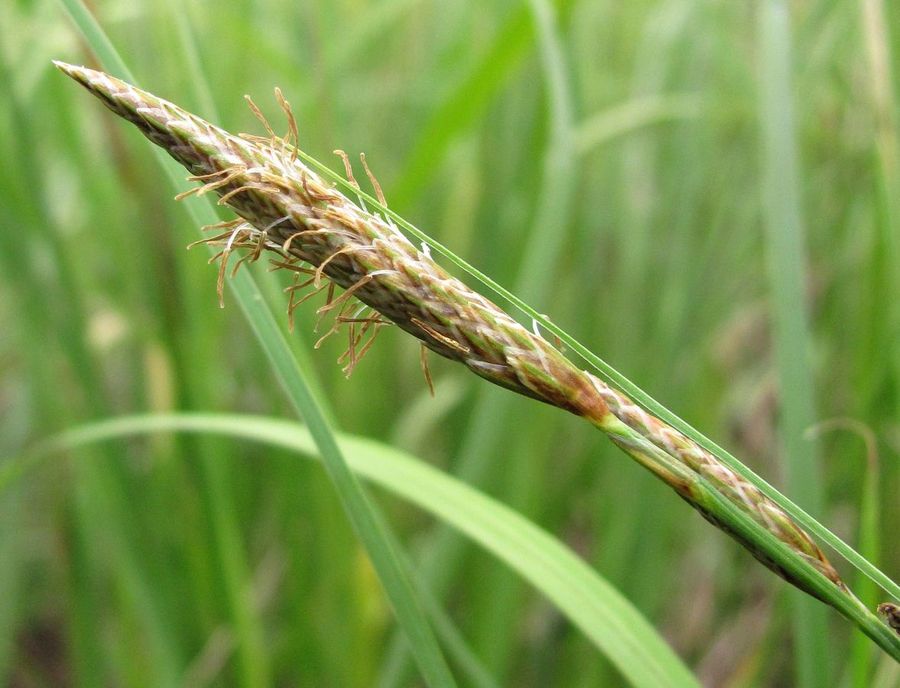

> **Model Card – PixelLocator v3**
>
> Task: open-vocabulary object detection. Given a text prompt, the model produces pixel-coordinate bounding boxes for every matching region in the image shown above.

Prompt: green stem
[56,3,457,685]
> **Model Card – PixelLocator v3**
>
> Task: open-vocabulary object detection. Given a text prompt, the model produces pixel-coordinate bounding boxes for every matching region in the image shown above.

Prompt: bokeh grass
[1,0,899,685]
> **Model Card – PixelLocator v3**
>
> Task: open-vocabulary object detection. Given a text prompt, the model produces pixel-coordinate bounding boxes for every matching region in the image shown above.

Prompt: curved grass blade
[6,413,702,688]
[575,93,704,156]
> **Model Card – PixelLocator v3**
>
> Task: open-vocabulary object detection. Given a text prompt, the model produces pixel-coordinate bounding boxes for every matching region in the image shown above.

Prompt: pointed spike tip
[52,60,86,79]
[52,60,101,92]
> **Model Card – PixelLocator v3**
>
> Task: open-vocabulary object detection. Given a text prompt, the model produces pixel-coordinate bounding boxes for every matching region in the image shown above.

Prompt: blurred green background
[1,0,899,685]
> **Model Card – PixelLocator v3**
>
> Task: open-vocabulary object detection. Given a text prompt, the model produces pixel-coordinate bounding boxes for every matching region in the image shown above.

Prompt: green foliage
[1,0,898,686]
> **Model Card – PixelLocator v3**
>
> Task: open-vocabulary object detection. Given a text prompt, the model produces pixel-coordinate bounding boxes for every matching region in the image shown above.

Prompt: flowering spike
[58,61,875,616]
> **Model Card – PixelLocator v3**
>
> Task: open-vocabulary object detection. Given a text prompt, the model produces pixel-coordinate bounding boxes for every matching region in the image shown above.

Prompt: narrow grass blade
[388,4,537,206]
[757,0,829,682]
[8,413,702,688]
[857,0,900,675]
[575,93,704,156]
[55,3,455,685]
[859,0,900,408]
[382,0,578,681]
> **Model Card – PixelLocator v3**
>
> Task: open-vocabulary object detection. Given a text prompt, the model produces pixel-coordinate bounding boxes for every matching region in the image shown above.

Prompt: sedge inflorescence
[56,61,900,629]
